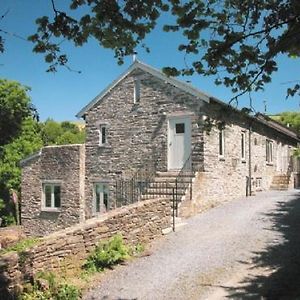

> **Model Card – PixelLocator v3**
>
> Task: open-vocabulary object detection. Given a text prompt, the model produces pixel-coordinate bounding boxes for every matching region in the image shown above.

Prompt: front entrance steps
[140,171,195,200]
[270,174,290,190]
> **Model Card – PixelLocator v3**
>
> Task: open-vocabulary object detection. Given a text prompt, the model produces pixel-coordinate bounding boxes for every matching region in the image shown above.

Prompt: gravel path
[83,189,300,300]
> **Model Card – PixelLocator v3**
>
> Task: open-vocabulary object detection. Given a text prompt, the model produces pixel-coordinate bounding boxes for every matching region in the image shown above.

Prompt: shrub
[19,272,80,300]
[83,234,129,272]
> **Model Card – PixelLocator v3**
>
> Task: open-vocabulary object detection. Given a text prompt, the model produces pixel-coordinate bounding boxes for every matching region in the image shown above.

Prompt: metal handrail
[174,142,202,215]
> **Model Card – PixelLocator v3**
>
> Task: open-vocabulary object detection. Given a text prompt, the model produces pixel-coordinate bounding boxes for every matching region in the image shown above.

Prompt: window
[241,132,246,161]
[94,183,109,214]
[219,129,225,157]
[134,80,140,104]
[266,139,274,164]
[99,125,107,146]
[175,123,185,134]
[43,183,61,209]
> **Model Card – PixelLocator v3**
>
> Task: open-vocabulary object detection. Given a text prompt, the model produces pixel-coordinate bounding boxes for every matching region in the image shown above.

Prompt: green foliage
[10,0,298,98]
[0,80,43,225]
[41,119,85,145]
[276,112,300,133]
[129,243,145,256]
[293,148,300,158]
[0,79,34,146]
[83,234,129,272]
[0,237,40,255]
[1,214,16,227]
[20,272,80,300]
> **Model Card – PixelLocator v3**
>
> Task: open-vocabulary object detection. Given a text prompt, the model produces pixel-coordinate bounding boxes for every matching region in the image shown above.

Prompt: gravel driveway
[83,189,300,300]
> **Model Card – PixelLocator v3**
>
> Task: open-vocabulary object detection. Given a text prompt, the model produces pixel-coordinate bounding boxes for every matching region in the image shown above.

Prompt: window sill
[266,162,274,166]
[98,144,110,148]
[219,156,225,161]
[41,207,61,213]
[241,160,246,164]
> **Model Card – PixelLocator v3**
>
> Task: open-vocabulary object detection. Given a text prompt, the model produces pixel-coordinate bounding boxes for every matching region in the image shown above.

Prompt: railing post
[172,187,175,232]
[175,178,178,217]
[190,165,193,201]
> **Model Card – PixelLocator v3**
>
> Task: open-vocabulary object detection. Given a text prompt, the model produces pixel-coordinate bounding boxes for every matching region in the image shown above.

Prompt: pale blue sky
[1,0,299,121]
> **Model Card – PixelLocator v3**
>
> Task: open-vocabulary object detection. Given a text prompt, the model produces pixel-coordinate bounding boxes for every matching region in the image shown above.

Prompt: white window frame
[42,182,61,211]
[134,79,140,104]
[218,129,225,159]
[241,131,246,162]
[266,139,274,164]
[99,124,107,146]
[93,183,109,214]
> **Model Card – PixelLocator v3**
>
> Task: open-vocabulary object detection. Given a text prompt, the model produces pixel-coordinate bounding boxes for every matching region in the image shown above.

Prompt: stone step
[154,177,192,183]
[270,184,288,190]
[156,171,194,177]
[145,188,186,196]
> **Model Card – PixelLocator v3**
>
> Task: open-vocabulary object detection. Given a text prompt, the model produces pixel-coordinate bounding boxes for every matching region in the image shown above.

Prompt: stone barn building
[20,61,300,236]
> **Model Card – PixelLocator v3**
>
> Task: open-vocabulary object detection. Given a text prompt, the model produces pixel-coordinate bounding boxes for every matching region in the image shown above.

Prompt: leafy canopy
[0,79,36,146]
[17,0,300,99]
[276,111,300,133]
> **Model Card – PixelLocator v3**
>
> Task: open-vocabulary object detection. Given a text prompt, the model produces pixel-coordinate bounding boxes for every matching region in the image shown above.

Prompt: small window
[219,129,225,157]
[94,183,109,214]
[99,125,107,146]
[266,139,274,164]
[134,80,140,104]
[241,132,246,161]
[43,183,61,209]
[175,123,185,134]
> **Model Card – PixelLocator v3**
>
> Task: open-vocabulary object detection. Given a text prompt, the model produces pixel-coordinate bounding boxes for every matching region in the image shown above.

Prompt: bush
[19,272,80,300]
[83,234,129,272]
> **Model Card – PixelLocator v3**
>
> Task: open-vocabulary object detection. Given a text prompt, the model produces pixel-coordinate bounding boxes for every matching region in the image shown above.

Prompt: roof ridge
[76,60,210,118]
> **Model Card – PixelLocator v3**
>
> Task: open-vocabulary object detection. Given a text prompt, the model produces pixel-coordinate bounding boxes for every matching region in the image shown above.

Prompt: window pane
[134,80,140,103]
[45,185,52,207]
[219,131,223,156]
[103,191,108,209]
[241,133,245,159]
[95,185,100,212]
[175,123,185,134]
[54,186,61,208]
[101,126,106,144]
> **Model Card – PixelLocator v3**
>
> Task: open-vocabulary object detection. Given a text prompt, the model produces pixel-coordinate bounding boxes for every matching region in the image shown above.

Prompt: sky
[0,0,299,122]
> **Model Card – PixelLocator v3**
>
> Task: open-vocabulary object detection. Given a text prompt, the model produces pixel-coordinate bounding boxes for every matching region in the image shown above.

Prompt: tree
[19,0,300,100]
[0,117,43,225]
[276,111,300,133]
[0,79,36,146]
[40,119,85,145]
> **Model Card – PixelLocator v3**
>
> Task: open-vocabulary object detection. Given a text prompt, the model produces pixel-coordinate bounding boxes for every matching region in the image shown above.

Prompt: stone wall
[84,69,206,218]
[21,144,85,237]
[0,197,171,300]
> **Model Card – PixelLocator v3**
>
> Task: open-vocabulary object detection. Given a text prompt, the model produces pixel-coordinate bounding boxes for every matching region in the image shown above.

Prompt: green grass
[0,237,40,255]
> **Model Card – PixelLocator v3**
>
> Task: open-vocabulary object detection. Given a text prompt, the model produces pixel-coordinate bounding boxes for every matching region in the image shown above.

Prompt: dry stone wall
[0,197,171,299]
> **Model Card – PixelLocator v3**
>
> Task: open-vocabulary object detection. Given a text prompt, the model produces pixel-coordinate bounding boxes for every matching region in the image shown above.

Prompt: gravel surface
[83,189,300,300]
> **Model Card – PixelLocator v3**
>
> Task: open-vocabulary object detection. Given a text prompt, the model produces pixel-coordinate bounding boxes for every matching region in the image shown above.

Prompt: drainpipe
[248,124,252,196]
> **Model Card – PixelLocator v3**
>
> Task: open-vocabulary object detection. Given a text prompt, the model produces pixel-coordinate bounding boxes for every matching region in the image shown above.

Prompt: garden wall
[0,197,171,299]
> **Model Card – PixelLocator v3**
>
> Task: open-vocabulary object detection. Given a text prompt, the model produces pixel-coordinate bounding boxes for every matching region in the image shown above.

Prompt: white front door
[168,116,191,170]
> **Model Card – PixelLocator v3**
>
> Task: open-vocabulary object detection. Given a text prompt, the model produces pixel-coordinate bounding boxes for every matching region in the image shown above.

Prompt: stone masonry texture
[0,197,171,300]
[20,65,299,232]
[191,101,298,212]
[84,69,206,218]
[21,144,85,236]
